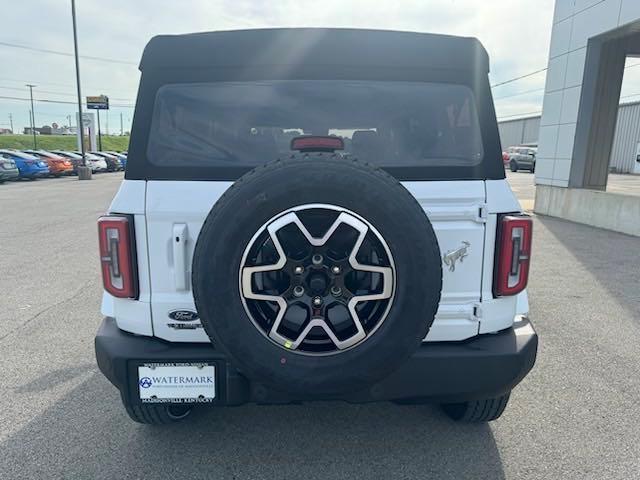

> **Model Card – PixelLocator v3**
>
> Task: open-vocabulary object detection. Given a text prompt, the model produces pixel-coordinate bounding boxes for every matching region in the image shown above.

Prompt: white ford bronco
[95,28,537,425]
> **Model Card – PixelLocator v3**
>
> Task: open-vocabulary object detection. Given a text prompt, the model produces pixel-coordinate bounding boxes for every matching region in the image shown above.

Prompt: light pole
[71,0,91,180]
[26,84,37,148]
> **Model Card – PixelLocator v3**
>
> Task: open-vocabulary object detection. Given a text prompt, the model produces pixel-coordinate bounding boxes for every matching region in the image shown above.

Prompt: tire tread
[442,392,510,423]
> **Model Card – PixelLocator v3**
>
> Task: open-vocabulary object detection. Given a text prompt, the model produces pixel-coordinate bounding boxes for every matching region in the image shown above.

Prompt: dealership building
[510,0,640,236]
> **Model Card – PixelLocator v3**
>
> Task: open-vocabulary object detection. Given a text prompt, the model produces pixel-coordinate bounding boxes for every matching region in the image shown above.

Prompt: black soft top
[140,28,489,73]
[127,28,504,182]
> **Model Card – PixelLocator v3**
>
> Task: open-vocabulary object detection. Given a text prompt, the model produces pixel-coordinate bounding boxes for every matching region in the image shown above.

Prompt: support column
[569,38,626,190]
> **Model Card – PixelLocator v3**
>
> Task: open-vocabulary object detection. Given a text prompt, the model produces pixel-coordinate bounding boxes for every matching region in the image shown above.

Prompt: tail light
[98,215,138,298]
[494,214,532,297]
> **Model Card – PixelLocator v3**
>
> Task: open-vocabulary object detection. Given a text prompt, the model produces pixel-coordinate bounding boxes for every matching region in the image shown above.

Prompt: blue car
[0,150,50,179]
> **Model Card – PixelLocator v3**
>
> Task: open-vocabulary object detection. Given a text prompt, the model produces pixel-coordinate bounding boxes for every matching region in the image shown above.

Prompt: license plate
[137,362,215,403]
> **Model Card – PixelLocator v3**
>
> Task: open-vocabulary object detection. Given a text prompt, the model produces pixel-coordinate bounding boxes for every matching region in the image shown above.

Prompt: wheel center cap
[308,272,328,295]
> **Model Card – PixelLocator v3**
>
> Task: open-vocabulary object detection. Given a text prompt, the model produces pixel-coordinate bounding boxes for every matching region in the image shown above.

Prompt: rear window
[147,80,484,169]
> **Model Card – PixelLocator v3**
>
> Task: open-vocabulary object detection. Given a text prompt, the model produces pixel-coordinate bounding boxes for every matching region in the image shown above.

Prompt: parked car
[49,150,83,174]
[0,154,20,182]
[508,147,537,173]
[74,152,108,172]
[105,151,127,169]
[52,151,107,173]
[95,29,537,425]
[502,146,517,166]
[23,150,74,176]
[90,151,122,171]
[0,149,49,179]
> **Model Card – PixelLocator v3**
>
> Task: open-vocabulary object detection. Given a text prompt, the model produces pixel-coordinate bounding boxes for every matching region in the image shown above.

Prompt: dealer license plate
[137,362,215,403]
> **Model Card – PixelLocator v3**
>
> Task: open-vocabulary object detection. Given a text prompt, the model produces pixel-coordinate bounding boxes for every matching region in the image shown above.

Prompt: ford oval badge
[168,309,199,322]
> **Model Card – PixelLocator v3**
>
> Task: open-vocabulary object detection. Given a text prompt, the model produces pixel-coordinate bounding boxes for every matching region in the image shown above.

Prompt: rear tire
[441,393,510,423]
[510,160,518,172]
[123,402,193,425]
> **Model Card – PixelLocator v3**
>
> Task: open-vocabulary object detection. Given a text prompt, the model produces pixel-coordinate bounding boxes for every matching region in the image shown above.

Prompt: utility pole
[120,112,123,136]
[67,114,72,127]
[71,0,91,179]
[96,109,102,150]
[9,113,13,134]
[105,112,109,135]
[26,84,37,148]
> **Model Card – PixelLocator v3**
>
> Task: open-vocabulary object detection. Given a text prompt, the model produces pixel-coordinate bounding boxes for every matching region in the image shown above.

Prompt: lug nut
[312,254,323,265]
[331,265,341,275]
[312,296,323,307]
[294,266,304,275]
[330,286,342,297]
[293,286,305,297]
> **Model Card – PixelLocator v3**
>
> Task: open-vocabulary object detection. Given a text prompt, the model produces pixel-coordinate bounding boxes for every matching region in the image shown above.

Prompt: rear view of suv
[95,29,537,425]
[508,146,537,173]
[0,154,19,182]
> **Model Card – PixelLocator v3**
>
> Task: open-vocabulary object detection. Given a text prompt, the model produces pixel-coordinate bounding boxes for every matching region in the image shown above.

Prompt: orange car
[23,150,74,176]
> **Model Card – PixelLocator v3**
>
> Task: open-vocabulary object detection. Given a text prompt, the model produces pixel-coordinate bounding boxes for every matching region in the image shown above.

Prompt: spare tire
[192,156,442,396]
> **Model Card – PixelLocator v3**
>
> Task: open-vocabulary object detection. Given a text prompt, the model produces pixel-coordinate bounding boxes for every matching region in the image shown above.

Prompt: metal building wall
[498,103,640,172]
[498,116,541,149]
[610,101,640,173]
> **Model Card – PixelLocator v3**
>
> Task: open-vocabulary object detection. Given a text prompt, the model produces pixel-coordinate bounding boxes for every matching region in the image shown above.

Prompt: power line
[491,59,640,91]
[491,67,548,88]
[0,40,138,66]
[496,111,542,121]
[0,76,75,89]
[0,75,136,100]
[494,87,545,100]
[497,90,640,120]
[620,91,640,100]
[0,94,134,108]
[0,85,133,102]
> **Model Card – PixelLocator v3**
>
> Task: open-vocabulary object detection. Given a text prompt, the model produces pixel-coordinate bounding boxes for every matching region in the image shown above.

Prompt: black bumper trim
[95,316,537,405]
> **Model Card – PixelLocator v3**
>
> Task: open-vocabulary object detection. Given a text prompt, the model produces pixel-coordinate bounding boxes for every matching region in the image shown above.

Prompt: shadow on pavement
[536,216,640,315]
[15,364,96,394]
[1,373,506,480]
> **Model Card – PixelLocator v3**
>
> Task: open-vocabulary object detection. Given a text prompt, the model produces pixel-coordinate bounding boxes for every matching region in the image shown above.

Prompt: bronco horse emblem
[443,241,471,272]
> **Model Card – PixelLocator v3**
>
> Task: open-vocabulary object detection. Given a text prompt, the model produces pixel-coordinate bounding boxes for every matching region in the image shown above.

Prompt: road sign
[86,95,109,110]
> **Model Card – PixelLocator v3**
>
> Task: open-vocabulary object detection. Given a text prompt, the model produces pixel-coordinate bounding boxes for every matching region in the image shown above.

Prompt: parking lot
[1,171,639,479]
[505,171,640,211]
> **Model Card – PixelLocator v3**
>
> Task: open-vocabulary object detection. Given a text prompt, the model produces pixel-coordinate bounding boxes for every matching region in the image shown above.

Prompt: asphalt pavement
[1,172,639,479]
[505,170,640,211]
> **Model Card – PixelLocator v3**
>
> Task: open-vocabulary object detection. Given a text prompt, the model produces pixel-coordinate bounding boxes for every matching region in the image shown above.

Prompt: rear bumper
[0,169,19,180]
[95,316,538,406]
[20,171,49,178]
[50,165,73,175]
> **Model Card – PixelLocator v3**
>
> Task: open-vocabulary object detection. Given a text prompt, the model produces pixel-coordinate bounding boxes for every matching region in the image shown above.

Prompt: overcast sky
[1,0,638,135]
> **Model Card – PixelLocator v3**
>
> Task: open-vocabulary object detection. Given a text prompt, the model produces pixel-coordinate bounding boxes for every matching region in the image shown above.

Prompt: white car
[95,29,537,425]
[74,151,108,172]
